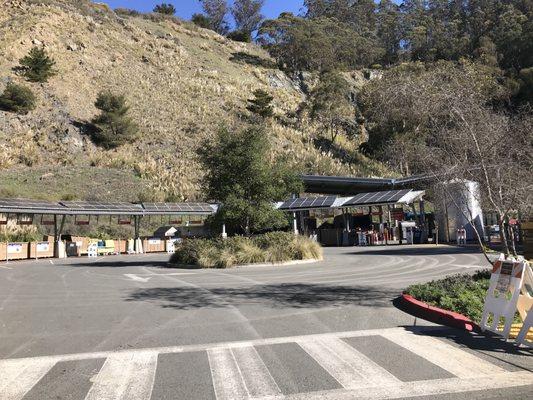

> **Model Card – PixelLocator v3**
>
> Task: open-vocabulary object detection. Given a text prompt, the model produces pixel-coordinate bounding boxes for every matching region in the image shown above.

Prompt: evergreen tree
[376,0,402,65]
[153,3,176,15]
[199,126,302,234]
[91,91,138,149]
[0,82,36,114]
[247,89,274,118]
[18,47,56,83]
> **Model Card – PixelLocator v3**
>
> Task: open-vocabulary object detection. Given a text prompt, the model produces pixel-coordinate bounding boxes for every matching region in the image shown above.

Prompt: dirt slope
[0,0,389,201]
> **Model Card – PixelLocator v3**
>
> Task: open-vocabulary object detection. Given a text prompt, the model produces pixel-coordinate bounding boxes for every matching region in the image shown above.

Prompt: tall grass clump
[169,232,321,268]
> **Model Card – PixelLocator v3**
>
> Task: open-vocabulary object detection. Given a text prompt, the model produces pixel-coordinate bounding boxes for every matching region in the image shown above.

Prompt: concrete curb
[234,258,322,268]
[399,294,481,332]
[169,258,322,269]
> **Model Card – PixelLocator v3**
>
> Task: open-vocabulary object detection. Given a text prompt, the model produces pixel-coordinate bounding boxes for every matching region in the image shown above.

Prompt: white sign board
[148,238,161,245]
[7,243,23,254]
[87,243,98,258]
[166,238,182,254]
[480,258,525,339]
[36,242,50,252]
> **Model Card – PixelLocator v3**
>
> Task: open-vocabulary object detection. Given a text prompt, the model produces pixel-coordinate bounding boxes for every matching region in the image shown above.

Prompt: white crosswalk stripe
[208,346,281,400]
[84,351,158,400]
[0,358,56,400]
[380,330,507,378]
[298,337,400,389]
[1,327,531,400]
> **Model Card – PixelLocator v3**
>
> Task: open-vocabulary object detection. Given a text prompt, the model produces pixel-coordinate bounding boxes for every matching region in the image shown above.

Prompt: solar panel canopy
[60,201,144,215]
[142,202,216,214]
[278,196,337,210]
[342,189,412,207]
[0,198,66,214]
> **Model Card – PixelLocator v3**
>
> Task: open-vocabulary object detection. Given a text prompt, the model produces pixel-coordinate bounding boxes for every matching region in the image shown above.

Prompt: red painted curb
[400,294,481,332]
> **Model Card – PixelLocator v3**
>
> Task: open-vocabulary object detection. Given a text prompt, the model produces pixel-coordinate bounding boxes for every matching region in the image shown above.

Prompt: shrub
[169,232,321,268]
[226,236,266,264]
[170,238,220,268]
[227,30,251,43]
[293,235,322,260]
[115,8,140,17]
[0,83,36,114]
[18,47,56,83]
[192,13,211,29]
[253,231,294,249]
[91,91,138,149]
[405,270,520,323]
[153,3,176,15]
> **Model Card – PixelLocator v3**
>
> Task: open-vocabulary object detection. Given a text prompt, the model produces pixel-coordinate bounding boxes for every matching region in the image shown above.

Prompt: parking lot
[1,245,532,399]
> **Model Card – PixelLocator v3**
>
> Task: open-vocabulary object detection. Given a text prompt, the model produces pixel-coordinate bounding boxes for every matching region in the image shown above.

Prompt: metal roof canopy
[143,202,217,215]
[0,198,66,215]
[277,189,424,211]
[0,199,218,217]
[60,201,144,215]
[301,175,431,195]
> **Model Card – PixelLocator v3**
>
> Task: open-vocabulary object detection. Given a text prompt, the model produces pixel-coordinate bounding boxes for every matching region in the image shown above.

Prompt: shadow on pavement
[68,260,170,268]
[403,326,533,370]
[125,283,397,310]
[348,246,483,257]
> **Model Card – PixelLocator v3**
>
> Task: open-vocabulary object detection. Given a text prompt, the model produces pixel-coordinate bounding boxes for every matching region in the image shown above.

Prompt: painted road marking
[208,346,281,400]
[208,348,248,400]
[2,327,531,400]
[298,337,400,389]
[124,274,152,282]
[84,351,157,400]
[380,330,507,378]
[282,371,533,400]
[0,358,56,400]
[231,346,281,398]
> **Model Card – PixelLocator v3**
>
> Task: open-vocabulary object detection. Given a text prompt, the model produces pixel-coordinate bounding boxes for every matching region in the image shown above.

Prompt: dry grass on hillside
[0,0,391,201]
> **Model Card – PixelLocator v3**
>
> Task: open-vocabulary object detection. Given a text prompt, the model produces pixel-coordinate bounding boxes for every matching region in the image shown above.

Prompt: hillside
[0,0,390,202]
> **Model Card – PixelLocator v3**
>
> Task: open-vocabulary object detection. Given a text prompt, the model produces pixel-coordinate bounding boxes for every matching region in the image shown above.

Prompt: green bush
[192,13,211,29]
[91,91,138,149]
[405,270,519,323]
[153,3,176,15]
[169,232,322,268]
[18,47,56,83]
[227,30,252,43]
[0,82,36,114]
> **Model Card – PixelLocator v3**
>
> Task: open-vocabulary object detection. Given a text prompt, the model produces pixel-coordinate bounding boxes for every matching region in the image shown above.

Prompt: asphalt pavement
[0,245,531,399]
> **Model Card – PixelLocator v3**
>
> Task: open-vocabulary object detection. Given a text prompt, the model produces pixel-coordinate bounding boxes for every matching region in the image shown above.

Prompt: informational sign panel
[148,238,161,245]
[7,243,23,254]
[36,242,50,252]
[166,238,182,254]
[87,243,98,258]
[480,258,525,339]
[391,208,404,221]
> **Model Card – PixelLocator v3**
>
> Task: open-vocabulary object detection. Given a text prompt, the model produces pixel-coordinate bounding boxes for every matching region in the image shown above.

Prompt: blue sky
[102,1,305,20]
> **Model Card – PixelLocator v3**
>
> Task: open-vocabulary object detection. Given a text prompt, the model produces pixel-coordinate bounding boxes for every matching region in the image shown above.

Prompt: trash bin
[66,242,80,257]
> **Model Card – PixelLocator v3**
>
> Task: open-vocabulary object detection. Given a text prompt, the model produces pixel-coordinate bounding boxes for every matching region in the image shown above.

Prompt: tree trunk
[498,214,510,257]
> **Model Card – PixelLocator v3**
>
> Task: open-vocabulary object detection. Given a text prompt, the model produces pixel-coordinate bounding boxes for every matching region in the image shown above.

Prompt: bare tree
[200,0,229,35]
[232,0,264,36]
[361,62,533,262]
